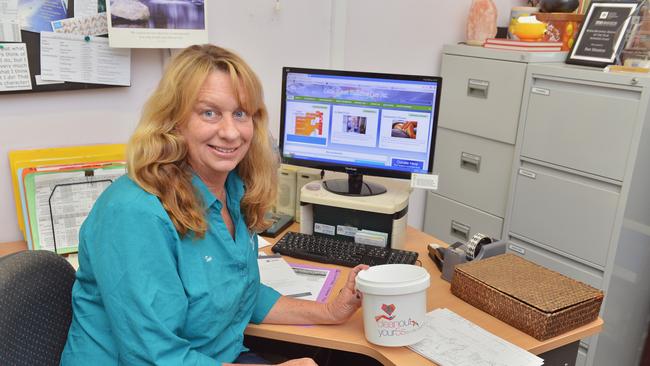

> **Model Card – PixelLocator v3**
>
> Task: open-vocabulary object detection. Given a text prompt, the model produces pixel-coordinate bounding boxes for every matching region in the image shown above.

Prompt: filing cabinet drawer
[439,54,526,144]
[521,76,640,181]
[507,236,604,289]
[575,344,588,366]
[433,127,514,217]
[424,192,503,245]
[510,162,620,268]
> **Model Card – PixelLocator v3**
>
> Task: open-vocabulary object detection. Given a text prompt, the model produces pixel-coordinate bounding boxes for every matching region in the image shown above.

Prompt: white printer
[299,177,410,250]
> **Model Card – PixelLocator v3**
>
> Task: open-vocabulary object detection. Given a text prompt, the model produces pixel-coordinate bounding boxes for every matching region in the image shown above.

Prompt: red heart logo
[381,304,396,316]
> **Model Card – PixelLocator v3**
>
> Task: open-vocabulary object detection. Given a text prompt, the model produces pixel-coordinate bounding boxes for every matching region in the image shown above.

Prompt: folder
[9,144,126,239]
[21,163,126,253]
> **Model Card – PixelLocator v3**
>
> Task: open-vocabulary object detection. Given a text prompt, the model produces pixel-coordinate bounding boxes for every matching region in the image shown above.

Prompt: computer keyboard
[271,231,418,267]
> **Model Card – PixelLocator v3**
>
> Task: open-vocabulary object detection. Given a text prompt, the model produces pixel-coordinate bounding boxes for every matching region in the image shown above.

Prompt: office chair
[0,250,76,366]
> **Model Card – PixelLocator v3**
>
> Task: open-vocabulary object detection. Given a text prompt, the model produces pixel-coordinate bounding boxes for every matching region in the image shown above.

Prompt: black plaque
[567,2,638,68]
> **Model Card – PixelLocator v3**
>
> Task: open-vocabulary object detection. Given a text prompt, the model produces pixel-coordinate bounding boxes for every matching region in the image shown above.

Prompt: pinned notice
[40,32,130,86]
[0,0,21,42]
[52,12,108,35]
[0,43,32,92]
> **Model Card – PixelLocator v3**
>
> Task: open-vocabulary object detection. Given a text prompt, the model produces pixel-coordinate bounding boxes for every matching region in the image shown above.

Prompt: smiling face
[181,70,254,187]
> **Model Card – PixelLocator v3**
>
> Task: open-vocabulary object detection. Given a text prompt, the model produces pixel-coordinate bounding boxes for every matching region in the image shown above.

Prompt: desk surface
[247,224,603,366]
[0,226,603,366]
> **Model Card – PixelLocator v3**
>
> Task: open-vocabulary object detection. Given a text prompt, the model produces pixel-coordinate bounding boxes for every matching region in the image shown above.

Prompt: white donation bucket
[355,264,430,346]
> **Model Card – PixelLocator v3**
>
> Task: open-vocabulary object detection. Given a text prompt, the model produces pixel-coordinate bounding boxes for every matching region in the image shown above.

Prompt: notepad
[258,256,312,298]
[408,308,543,366]
[257,255,339,302]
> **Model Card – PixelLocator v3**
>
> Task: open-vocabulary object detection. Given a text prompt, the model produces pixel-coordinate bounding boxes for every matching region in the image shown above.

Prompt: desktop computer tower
[294,168,321,223]
[276,165,298,217]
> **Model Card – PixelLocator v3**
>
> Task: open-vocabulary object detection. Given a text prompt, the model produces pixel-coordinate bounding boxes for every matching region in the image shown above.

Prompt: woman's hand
[262,264,369,325]
[278,357,318,365]
[326,264,369,324]
[226,358,317,366]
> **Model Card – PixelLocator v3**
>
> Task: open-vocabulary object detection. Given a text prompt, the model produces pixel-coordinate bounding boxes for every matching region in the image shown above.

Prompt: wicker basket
[450,254,603,340]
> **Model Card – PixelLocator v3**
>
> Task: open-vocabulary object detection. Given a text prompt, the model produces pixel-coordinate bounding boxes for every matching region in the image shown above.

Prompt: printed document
[40,32,130,85]
[290,263,339,302]
[0,43,31,91]
[0,0,21,41]
[32,166,125,253]
[19,0,67,32]
[258,255,312,298]
[52,12,108,35]
[73,0,97,17]
[408,308,543,366]
[107,0,207,48]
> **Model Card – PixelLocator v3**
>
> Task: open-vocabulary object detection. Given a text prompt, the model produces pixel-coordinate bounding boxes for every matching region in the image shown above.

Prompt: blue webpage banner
[286,135,327,145]
[392,159,423,170]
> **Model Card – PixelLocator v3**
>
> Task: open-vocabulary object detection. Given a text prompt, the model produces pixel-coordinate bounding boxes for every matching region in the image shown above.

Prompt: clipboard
[21,163,126,253]
[9,144,126,239]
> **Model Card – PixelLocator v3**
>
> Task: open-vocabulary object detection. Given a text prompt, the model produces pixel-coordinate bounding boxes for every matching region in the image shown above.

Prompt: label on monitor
[314,222,335,236]
[411,173,438,190]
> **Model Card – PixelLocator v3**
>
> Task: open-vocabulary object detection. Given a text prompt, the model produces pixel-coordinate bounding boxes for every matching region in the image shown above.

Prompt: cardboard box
[451,254,603,340]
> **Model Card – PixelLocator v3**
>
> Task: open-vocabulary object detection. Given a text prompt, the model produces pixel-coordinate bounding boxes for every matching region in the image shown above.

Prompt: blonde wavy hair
[127,44,278,237]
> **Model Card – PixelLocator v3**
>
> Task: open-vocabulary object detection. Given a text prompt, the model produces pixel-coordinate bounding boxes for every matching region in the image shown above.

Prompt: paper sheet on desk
[289,263,339,302]
[257,236,272,249]
[408,308,543,366]
[258,256,312,298]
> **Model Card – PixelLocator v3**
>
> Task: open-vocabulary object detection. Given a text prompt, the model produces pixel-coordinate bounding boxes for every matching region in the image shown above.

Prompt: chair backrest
[0,250,76,366]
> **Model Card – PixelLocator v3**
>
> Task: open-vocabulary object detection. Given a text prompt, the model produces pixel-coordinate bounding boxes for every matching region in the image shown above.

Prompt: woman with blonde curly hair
[60,44,366,366]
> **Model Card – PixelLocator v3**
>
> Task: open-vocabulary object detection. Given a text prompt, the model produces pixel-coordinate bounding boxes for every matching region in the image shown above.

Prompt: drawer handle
[460,152,481,173]
[450,220,470,241]
[467,79,489,99]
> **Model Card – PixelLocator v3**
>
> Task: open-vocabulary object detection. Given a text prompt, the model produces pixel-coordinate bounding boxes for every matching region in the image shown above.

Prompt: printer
[299,178,410,250]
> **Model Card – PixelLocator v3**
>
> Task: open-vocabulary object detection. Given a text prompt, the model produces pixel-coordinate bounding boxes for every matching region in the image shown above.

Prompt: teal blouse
[60,172,281,365]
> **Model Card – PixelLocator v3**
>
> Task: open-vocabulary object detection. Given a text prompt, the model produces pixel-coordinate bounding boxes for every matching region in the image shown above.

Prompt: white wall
[0,49,165,243]
[340,0,522,230]
[0,0,523,243]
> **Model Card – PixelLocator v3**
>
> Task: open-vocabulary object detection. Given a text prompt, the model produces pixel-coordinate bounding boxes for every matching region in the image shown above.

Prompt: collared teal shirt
[60,172,281,365]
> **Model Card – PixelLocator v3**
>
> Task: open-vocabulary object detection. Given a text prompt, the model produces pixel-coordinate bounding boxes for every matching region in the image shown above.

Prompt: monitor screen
[279,67,442,187]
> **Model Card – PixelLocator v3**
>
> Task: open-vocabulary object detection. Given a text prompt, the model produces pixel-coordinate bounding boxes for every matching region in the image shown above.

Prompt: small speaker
[295,168,321,222]
[276,167,297,217]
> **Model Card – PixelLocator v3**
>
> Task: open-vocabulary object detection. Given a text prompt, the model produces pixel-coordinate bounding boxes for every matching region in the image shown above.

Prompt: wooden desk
[1,227,603,365]
[247,224,603,366]
[0,240,27,257]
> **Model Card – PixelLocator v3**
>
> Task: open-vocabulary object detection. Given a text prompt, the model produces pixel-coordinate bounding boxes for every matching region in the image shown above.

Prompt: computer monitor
[279,67,442,196]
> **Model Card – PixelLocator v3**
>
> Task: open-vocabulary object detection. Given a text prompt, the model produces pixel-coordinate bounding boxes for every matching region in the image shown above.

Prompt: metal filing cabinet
[424,45,566,246]
[504,63,650,366]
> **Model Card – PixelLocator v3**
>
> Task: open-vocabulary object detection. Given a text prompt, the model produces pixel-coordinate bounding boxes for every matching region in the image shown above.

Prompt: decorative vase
[539,0,580,13]
[466,0,498,45]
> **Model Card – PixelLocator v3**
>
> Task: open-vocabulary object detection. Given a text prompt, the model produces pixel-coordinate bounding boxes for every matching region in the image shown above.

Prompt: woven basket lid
[455,254,603,313]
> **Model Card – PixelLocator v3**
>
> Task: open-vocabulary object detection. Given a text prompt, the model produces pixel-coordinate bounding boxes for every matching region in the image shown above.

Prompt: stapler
[260,212,294,238]
[435,233,506,282]
[427,243,444,271]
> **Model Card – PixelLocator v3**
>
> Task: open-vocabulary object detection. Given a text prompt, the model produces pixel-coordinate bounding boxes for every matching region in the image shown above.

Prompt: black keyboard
[271,232,418,267]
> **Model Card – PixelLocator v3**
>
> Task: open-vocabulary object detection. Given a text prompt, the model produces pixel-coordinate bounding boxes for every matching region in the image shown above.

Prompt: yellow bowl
[512,22,547,41]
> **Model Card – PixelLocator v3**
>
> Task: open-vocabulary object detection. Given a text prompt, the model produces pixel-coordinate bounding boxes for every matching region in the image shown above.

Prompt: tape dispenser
[428,233,506,282]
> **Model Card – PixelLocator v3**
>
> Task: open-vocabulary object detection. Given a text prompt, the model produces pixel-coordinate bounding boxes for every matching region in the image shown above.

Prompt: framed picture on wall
[566,2,638,67]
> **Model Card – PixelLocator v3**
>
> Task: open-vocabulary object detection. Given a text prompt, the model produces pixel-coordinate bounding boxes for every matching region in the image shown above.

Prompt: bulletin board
[3,0,125,95]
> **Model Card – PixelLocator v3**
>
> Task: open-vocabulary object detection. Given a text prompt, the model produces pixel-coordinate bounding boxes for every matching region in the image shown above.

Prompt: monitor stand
[322,173,387,197]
